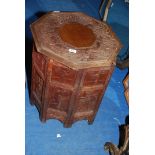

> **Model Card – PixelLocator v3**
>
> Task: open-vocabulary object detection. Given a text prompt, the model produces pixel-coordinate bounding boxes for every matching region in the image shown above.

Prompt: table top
[30,12,122,70]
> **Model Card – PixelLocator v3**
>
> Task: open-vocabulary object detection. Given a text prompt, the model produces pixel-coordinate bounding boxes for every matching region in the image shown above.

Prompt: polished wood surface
[30,12,122,70]
[58,23,96,47]
[31,48,114,127]
[30,12,121,127]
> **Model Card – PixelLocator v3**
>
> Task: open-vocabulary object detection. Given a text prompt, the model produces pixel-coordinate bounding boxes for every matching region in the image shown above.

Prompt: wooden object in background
[116,47,129,70]
[104,74,129,155]
[104,124,129,155]
[30,12,122,127]
[99,0,112,21]
[123,74,129,104]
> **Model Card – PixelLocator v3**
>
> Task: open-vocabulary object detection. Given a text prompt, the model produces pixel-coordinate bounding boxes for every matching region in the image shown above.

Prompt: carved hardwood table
[30,12,122,127]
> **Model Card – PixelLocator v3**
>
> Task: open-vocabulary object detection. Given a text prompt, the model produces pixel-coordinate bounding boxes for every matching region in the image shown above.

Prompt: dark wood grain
[30,12,122,70]
[30,12,121,127]
[31,49,114,127]
[58,23,96,47]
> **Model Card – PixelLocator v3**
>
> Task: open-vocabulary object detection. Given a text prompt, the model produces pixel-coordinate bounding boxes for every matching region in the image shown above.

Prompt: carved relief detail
[75,89,102,113]
[51,61,77,86]
[31,12,121,68]
[30,11,118,126]
[32,51,46,76]
[48,86,72,113]
[32,68,44,102]
[83,70,109,86]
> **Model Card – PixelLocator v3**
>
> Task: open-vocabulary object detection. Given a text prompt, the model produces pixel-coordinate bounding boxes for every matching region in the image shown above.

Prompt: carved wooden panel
[32,50,46,77]
[30,12,122,70]
[75,89,102,113]
[51,61,77,86]
[30,50,114,127]
[33,70,44,102]
[31,65,45,106]
[48,85,72,113]
[30,12,121,127]
[83,70,109,86]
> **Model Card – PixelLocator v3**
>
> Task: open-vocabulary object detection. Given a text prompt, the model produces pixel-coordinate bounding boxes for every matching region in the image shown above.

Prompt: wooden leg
[30,95,35,106]
[39,114,46,123]
[39,108,46,123]
[88,117,95,125]
[30,101,34,106]
[63,123,72,128]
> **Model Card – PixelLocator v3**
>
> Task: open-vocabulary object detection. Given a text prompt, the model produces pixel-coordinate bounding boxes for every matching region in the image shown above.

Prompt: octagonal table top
[30,12,122,70]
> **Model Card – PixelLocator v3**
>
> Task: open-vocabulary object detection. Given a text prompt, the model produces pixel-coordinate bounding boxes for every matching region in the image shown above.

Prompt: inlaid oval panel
[58,22,96,47]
